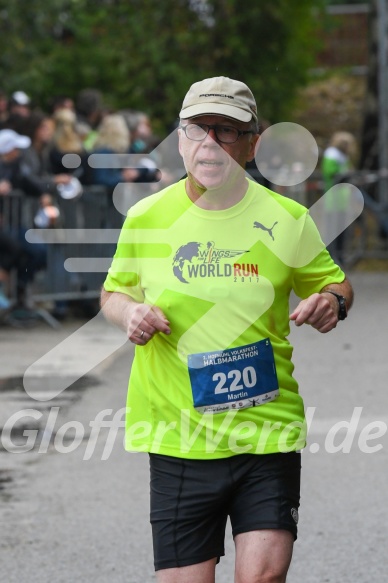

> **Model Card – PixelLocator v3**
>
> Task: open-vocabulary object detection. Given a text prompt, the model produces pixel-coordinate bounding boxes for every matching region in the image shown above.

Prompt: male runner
[101,76,353,583]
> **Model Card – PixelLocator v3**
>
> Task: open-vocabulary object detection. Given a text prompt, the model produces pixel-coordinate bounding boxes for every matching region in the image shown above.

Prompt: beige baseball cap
[179,76,258,123]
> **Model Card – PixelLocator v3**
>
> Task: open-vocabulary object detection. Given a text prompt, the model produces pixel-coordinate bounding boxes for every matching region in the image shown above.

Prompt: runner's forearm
[100,287,139,332]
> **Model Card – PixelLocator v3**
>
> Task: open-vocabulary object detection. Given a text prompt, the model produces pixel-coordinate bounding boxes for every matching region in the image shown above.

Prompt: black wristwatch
[322,290,348,321]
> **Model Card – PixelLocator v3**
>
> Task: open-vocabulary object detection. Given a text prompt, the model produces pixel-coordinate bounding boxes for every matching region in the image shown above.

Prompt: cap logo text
[199,93,234,100]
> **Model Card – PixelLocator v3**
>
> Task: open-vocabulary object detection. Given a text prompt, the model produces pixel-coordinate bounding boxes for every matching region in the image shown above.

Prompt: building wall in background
[317,4,369,72]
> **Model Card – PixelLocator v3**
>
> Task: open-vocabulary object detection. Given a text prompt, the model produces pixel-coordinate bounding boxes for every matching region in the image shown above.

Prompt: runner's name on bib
[188,339,279,414]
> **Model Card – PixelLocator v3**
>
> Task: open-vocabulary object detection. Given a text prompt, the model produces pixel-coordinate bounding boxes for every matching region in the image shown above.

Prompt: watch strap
[322,290,347,320]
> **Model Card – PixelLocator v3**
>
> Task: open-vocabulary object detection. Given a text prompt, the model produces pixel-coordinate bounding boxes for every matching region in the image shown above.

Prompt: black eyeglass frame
[179,123,255,144]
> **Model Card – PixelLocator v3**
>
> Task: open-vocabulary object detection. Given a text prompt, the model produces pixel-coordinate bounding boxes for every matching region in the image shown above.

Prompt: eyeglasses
[179,123,254,144]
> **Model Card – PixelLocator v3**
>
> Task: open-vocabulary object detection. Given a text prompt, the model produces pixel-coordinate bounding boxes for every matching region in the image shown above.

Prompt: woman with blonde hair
[322,131,357,190]
[93,113,130,154]
[52,108,84,154]
[92,114,161,222]
[91,114,139,188]
[48,108,89,183]
[91,114,141,227]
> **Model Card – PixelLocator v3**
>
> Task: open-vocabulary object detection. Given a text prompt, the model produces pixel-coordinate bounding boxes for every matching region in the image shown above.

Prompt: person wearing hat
[0,129,32,310]
[9,91,31,117]
[0,129,31,195]
[0,129,31,154]
[0,91,32,133]
[0,128,57,309]
[101,77,353,582]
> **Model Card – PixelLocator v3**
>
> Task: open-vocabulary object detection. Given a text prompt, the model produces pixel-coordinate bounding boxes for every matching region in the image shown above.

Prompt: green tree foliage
[324,0,366,4]
[0,0,323,131]
[201,0,322,123]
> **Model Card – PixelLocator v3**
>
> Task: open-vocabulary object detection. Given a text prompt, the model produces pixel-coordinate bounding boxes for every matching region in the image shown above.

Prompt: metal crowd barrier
[0,189,23,231]
[30,185,121,304]
[337,170,388,264]
[1,186,121,317]
[0,190,24,306]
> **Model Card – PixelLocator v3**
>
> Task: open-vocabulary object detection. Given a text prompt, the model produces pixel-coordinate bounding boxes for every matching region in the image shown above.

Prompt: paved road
[0,271,387,582]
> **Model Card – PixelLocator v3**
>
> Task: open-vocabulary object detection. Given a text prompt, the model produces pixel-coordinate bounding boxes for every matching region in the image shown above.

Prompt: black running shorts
[149,451,301,571]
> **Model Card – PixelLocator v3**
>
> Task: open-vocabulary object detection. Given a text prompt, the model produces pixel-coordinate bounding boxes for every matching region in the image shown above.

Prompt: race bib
[188,339,279,414]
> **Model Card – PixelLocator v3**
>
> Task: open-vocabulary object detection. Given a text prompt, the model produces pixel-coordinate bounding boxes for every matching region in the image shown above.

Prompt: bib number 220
[213,366,257,394]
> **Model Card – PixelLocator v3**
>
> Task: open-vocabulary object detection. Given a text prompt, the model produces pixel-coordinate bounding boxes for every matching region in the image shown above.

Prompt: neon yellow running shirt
[104,179,345,458]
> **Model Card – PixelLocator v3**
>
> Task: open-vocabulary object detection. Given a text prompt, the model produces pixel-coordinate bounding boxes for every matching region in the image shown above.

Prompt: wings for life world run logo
[172,240,259,283]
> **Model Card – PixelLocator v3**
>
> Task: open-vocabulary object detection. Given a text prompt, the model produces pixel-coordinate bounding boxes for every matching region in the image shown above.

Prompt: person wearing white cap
[0,129,32,310]
[0,129,31,196]
[0,128,31,155]
[0,91,32,130]
[9,90,31,116]
[101,77,354,582]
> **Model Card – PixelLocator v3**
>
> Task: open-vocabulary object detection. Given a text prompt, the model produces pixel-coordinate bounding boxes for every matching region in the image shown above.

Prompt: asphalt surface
[0,271,387,583]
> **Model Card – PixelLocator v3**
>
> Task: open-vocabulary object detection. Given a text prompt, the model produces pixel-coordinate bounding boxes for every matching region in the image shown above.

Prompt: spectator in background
[0,232,29,311]
[91,113,133,227]
[321,131,356,191]
[121,109,153,154]
[1,90,32,133]
[9,91,31,118]
[92,113,161,226]
[33,193,61,229]
[0,90,8,125]
[0,128,32,310]
[50,95,75,114]
[130,111,152,154]
[76,88,105,151]
[92,113,161,193]
[21,110,83,320]
[49,108,90,185]
[122,109,175,183]
[0,128,48,308]
[0,129,31,196]
[321,131,357,264]
[21,111,72,197]
[91,113,133,191]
